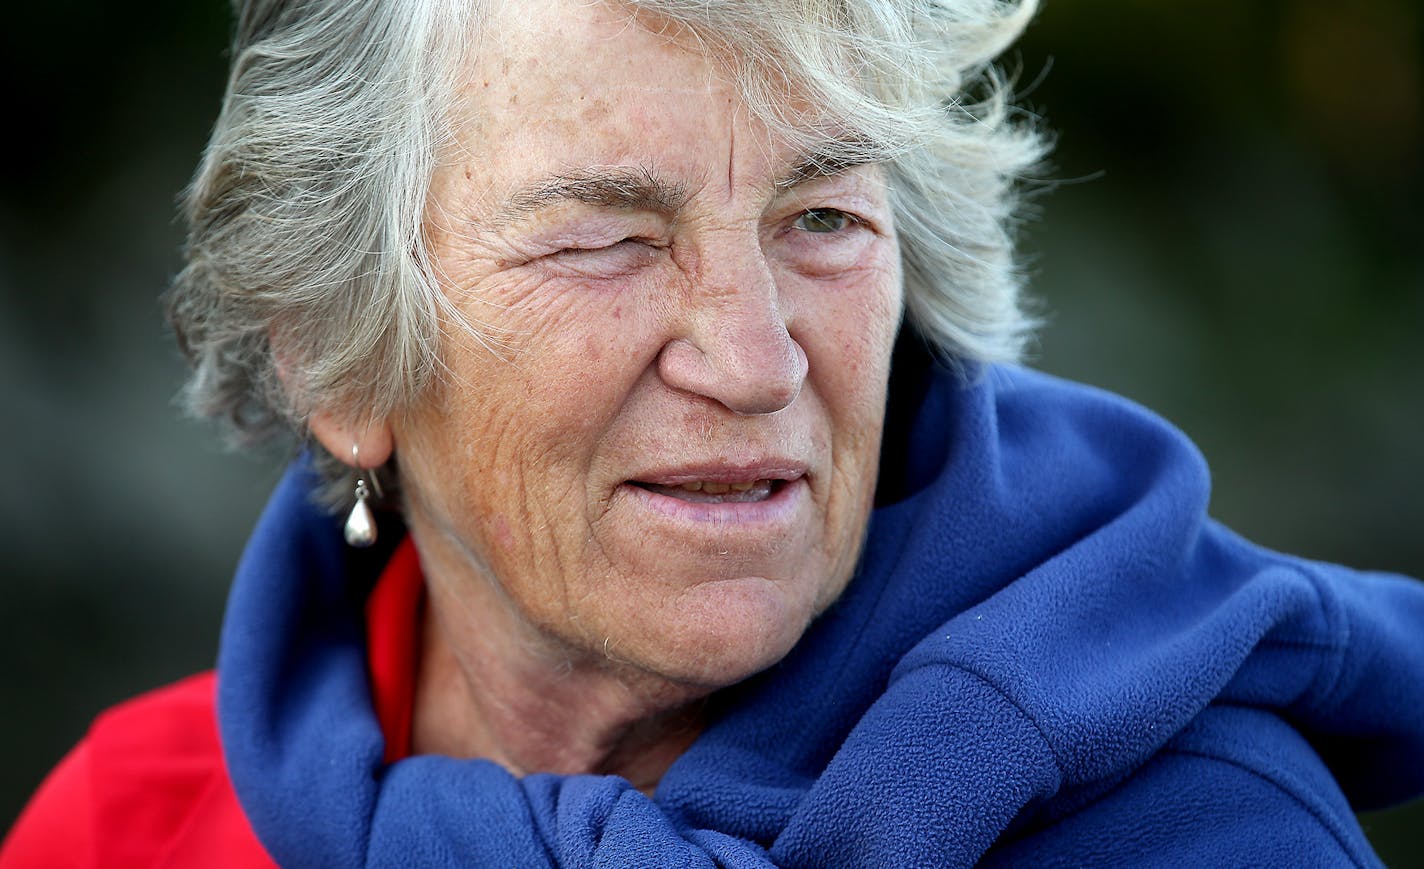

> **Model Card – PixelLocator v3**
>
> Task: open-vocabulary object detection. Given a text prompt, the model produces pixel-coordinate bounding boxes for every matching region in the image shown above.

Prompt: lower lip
[621,477,809,526]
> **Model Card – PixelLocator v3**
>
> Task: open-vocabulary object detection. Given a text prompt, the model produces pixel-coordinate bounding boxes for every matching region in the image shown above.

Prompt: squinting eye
[553,238,660,260]
[538,237,666,279]
[793,208,856,234]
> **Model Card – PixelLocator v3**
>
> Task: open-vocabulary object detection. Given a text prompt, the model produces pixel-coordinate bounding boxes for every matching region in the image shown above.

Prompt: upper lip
[628,461,809,487]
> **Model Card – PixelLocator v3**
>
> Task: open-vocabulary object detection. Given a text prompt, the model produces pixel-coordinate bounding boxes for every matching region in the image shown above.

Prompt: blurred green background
[2,0,1420,860]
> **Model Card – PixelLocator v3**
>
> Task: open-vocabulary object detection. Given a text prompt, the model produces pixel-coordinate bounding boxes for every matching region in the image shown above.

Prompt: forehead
[436,0,836,208]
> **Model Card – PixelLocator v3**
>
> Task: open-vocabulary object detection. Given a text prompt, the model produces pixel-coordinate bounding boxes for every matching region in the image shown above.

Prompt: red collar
[364,536,424,764]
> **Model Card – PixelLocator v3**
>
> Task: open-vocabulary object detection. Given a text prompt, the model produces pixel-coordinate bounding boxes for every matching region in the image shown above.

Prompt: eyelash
[535,238,665,279]
[548,237,659,256]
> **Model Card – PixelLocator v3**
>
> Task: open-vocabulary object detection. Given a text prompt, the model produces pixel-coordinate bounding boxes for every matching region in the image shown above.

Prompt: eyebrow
[492,140,886,227]
[775,132,890,190]
[773,149,877,191]
[497,166,690,227]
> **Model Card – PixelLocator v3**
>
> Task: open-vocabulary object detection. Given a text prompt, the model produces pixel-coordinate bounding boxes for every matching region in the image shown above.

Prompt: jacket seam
[1241,556,1352,714]
[933,661,1068,783]
[153,772,229,869]
[1167,746,1368,868]
[1284,562,1352,715]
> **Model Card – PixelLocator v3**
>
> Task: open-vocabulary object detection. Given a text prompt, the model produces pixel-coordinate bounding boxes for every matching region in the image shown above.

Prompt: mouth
[623,462,808,510]
[629,478,788,504]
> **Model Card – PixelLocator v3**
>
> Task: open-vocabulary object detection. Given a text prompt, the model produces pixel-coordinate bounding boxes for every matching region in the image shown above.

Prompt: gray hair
[169,0,1046,504]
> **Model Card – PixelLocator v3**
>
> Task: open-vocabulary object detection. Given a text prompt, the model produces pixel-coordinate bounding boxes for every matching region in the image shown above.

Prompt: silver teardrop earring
[344,444,378,548]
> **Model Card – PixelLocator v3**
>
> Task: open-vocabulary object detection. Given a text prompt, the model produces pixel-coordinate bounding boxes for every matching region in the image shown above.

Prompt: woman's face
[397,0,903,691]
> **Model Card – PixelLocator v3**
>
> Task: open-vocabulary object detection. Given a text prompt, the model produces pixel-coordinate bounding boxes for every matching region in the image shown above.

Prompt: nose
[656,245,807,416]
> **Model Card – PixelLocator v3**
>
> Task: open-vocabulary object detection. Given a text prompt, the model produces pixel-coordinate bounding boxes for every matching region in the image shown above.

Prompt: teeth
[676,480,759,493]
[642,478,777,504]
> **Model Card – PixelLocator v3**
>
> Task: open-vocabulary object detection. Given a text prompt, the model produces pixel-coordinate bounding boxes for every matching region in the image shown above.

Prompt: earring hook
[352,442,384,498]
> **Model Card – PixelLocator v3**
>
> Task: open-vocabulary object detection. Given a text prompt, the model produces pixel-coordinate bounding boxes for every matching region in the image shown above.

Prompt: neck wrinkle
[409,564,707,791]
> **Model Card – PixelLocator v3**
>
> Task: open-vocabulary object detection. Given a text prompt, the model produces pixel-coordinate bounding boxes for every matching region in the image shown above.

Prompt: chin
[626,573,821,690]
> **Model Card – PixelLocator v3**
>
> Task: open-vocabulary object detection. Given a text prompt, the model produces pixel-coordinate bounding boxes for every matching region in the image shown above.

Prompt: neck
[407,535,707,794]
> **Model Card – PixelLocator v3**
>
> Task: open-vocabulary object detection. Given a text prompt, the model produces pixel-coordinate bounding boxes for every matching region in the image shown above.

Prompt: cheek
[444,274,645,425]
[396,389,589,632]
[794,251,901,577]
[793,252,903,405]
[401,273,660,545]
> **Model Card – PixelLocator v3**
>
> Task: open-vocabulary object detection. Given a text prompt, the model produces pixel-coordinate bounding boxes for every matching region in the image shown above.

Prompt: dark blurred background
[2,0,1421,860]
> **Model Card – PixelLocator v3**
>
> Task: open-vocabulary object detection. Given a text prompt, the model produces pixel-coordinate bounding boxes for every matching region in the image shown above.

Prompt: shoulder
[89,671,220,757]
[984,705,1383,868]
[1,673,275,869]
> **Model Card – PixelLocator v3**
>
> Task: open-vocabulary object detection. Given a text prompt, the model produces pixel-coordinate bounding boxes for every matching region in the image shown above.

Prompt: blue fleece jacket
[217,360,1424,868]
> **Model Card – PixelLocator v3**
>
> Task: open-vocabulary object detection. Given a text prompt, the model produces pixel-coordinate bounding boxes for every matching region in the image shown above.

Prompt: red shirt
[0,539,425,868]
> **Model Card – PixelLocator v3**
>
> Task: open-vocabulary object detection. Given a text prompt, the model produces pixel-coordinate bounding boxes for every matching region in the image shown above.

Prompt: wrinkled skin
[310,0,903,784]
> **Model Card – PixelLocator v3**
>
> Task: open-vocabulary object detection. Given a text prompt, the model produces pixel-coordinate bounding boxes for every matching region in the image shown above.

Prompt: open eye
[793,208,859,234]
[773,205,879,277]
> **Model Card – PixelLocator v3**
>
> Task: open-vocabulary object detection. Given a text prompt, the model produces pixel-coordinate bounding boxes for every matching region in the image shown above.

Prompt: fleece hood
[217,356,1424,867]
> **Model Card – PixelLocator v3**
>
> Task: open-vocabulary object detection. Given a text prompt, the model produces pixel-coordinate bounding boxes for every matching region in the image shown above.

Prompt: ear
[269,328,394,469]
[309,411,394,469]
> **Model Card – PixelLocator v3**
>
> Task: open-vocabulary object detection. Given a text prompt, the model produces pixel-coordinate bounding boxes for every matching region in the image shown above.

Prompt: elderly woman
[5,0,1424,865]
